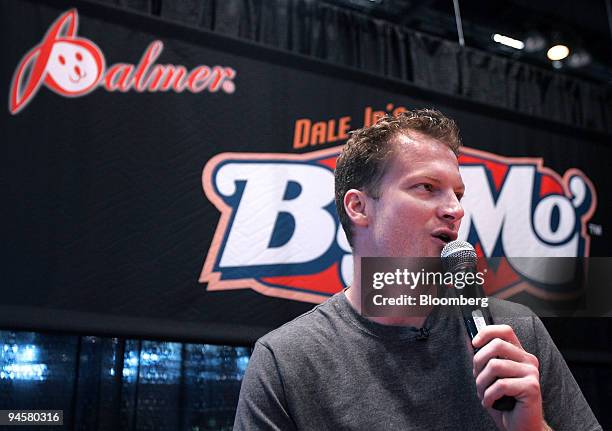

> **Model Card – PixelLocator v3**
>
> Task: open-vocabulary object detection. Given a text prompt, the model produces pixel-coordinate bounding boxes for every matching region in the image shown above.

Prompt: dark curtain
[91,0,612,133]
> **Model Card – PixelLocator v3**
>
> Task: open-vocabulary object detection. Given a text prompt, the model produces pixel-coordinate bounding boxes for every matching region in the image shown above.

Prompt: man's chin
[429,237,451,257]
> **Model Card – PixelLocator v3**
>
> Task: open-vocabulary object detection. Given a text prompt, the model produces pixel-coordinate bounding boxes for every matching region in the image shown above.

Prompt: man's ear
[344,189,370,228]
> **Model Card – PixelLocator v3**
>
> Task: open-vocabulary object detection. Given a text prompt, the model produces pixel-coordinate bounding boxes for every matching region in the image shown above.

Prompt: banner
[1,1,609,344]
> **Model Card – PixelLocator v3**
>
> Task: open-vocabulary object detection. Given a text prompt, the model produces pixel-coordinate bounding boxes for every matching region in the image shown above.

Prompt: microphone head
[440,240,477,272]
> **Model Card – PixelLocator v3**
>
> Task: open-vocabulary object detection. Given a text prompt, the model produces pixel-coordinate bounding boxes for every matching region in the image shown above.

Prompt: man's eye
[417,183,433,192]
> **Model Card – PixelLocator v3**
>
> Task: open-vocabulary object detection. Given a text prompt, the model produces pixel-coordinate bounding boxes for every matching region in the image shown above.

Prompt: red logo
[10,9,236,114]
[200,147,597,303]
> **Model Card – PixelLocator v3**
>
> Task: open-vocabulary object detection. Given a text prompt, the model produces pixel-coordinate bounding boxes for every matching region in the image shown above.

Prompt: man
[234,109,602,430]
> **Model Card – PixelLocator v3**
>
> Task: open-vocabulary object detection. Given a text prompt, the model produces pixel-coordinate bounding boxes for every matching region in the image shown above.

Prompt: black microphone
[441,240,516,412]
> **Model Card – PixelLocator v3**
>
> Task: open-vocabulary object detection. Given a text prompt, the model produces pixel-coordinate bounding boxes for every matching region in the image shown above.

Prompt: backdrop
[1,0,610,344]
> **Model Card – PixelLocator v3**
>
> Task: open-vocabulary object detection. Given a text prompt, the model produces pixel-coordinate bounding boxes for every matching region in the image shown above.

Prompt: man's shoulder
[257,292,344,353]
[488,296,536,319]
[487,297,547,351]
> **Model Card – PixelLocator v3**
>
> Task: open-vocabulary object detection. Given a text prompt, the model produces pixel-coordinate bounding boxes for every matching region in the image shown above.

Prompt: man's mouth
[431,230,457,244]
[433,233,451,243]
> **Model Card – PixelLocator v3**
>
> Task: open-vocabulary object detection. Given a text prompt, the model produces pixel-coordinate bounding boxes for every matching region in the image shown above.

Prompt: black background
[1,0,610,345]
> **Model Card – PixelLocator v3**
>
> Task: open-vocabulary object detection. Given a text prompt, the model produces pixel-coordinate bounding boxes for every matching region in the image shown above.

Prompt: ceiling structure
[324,0,612,85]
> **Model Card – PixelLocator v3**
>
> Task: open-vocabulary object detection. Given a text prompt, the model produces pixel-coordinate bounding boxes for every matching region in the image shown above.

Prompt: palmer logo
[201,146,597,303]
[200,147,597,303]
[9,9,236,114]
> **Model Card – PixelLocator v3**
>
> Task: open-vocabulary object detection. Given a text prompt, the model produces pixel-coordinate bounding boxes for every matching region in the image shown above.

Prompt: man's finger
[472,324,522,350]
[481,375,541,409]
[473,338,539,377]
[475,358,538,400]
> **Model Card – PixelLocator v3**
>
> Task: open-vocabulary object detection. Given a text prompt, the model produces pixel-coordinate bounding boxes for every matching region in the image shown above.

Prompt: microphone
[441,240,516,412]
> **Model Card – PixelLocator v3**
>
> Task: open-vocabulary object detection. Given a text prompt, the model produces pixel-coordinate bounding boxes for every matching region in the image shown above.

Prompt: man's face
[362,132,465,257]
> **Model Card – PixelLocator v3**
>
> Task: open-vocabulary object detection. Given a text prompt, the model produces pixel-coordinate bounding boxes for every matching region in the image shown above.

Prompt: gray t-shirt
[234,291,602,430]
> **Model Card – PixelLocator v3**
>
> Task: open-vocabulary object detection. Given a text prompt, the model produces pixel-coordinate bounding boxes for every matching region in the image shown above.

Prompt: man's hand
[472,324,550,431]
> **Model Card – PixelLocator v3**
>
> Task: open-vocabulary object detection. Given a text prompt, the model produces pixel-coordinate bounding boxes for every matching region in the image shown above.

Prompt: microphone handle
[456,286,517,412]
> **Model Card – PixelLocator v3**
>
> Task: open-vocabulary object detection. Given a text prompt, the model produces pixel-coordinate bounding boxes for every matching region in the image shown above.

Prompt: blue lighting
[114,342,183,384]
[236,355,249,374]
[0,343,48,381]
[1,363,48,381]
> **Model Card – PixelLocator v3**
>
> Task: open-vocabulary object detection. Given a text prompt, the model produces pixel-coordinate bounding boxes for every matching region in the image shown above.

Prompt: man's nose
[438,193,464,222]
